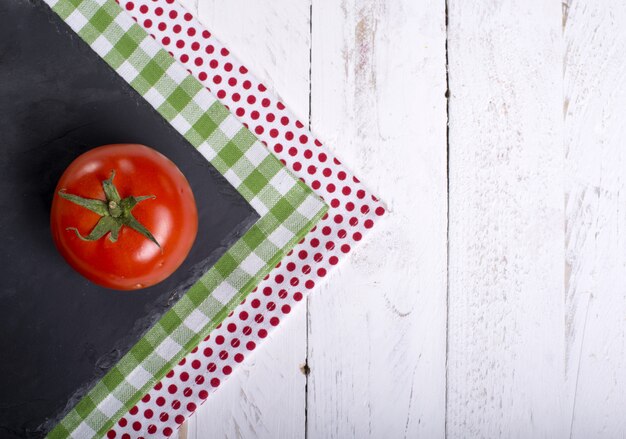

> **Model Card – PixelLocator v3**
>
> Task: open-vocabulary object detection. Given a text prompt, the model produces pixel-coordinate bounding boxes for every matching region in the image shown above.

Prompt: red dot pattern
[109,1,386,437]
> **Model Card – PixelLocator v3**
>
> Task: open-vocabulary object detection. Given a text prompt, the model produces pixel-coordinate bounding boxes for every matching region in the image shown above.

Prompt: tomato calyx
[58,170,161,249]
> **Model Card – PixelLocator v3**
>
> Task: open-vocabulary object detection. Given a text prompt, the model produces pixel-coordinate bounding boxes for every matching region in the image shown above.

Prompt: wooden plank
[446,2,566,438]
[188,0,312,437]
[306,0,447,437]
[564,1,626,437]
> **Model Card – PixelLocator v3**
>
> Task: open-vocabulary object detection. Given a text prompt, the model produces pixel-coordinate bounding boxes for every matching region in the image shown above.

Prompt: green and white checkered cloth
[41,0,327,437]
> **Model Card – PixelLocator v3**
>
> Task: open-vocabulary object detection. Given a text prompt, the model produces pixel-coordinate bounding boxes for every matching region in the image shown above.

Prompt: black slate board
[0,1,259,437]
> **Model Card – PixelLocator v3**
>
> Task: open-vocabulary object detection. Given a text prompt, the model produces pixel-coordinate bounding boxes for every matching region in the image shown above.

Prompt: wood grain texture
[187,0,312,438]
[306,0,447,437]
[564,1,626,437]
[446,2,566,438]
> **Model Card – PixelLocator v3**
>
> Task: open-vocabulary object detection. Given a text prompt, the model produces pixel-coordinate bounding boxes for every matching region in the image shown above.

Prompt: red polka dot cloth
[110,1,386,436]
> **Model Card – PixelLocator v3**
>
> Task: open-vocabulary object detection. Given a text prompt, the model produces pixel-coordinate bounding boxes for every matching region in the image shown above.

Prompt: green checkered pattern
[43,0,327,437]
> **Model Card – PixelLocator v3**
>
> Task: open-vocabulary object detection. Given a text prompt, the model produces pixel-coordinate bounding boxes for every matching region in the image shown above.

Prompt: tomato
[50,144,198,290]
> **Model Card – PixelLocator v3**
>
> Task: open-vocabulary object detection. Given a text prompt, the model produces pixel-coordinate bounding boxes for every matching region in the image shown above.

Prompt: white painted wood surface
[564,1,626,438]
[306,0,447,437]
[177,0,626,437]
[446,2,565,438]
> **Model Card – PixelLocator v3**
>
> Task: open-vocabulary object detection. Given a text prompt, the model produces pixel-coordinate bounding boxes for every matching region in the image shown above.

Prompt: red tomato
[50,144,198,290]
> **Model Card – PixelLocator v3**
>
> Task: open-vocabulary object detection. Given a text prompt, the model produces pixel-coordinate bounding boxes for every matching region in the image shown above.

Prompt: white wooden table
[173,1,626,437]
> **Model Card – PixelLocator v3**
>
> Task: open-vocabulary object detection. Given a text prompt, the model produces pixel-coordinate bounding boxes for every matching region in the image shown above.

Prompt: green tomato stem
[58,170,161,248]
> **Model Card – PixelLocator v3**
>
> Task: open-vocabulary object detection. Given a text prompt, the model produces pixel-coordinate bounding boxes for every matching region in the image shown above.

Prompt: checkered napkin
[105,0,388,436]
[42,0,327,437]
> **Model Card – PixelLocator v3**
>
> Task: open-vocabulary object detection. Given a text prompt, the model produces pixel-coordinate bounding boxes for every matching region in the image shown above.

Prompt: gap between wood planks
[304,0,314,438]
[443,0,451,437]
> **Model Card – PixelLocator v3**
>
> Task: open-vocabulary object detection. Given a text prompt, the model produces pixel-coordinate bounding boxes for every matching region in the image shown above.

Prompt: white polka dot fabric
[108,1,386,436]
